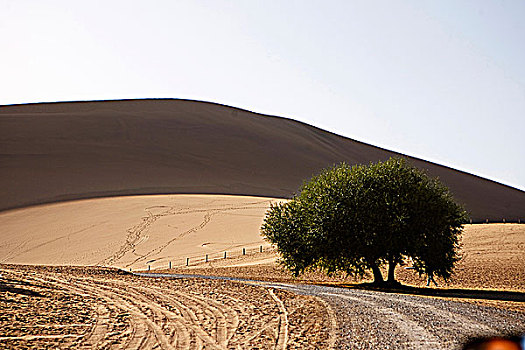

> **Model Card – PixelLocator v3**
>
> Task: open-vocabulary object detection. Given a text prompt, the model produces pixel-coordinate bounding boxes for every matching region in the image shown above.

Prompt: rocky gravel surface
[266,282,525,350]
[150,273,525,350]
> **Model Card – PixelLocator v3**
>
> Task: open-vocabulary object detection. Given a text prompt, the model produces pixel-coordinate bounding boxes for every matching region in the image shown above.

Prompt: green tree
[261,157,467,286]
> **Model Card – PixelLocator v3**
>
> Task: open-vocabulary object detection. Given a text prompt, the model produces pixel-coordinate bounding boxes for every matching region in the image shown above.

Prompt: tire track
[130,284,228,349]
[179,275,525,350]
[64,275,279,349]
[128,200,274,267]
[100,199,273,267]
[55,276,172,349]
[269,288,289,350]
[80,304,111,348]
[313,296,338,350]
[2,270,131,349]
[191,290,281,348]
[29,274,147,349]
[170,290,230,347]
[1,266,338,349]
[72,277,229,349]
[323,292,442,349]
[84,283,173,349]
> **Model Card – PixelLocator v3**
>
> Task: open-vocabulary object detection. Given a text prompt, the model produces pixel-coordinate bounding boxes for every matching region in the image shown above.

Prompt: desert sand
[2,99,524,348]
[165,224,525,293]
[2,232,524,350]
[1,195,524,349]
[0,265,334,349]
[1,194,523,292]
[0,195,283,271]
[1,99,524,222]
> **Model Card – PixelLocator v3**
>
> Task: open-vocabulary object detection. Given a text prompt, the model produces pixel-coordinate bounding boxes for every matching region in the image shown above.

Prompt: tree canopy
[261,157,467,285]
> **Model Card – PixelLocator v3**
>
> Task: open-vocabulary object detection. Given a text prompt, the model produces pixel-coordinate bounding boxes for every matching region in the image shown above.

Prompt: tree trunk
[369,261,384,284]
[387,258,397,283]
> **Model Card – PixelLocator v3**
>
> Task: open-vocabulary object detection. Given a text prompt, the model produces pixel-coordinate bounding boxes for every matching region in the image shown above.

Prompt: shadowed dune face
[1,99,524,221]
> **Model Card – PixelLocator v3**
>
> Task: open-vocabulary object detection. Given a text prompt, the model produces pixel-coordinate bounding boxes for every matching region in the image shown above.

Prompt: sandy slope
[1,193,523,292]
[0,195,282,271]
[1,99,524,221]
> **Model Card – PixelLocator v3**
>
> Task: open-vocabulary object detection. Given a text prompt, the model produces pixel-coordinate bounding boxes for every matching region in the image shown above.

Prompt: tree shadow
[318,282,525,302]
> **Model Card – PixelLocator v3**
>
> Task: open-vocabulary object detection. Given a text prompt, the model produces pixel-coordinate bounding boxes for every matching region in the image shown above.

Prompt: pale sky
[1,1,524,191]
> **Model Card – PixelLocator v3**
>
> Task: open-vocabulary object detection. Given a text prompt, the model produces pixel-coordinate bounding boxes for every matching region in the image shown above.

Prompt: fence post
[205,254,208,262]
[224,252,227,259]
[148,265,150,271]
[186,258,189,266]
[169,261,172,269]
[243,248,246,255]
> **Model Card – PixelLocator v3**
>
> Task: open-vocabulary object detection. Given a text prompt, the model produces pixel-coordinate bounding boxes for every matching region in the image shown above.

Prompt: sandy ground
[165,224,525,293]
[399,223,525,291]
[0,195,283,271]
[2,264,523,350]
[1,195,523,291]
[2,99,524,348]
[1,200,524,349]
[0,265,335,349]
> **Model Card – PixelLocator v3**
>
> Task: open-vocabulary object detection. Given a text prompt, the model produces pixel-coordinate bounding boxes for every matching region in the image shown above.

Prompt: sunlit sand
[0,194,284,270]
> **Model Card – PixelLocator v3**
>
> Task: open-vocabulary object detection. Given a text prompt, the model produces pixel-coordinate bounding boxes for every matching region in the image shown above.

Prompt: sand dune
[0,195,281,270]
[2,99,523,350]
[1,99,524,221]
[1,193,523,290]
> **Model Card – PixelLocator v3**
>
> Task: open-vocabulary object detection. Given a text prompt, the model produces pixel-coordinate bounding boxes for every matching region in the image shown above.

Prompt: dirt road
[1,265,524,349]
[276,283,524,349]
[0,265,334,349]
[143,272,525,350]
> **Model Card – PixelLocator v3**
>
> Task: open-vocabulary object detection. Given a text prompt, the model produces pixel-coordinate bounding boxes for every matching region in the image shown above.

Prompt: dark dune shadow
[0,279,47,298]
[319,282,525,302]
[1,99,525,222]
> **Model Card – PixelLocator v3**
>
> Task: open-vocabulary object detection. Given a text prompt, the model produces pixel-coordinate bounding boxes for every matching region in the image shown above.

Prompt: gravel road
[143,273,525,350]
[275,283,524,349]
